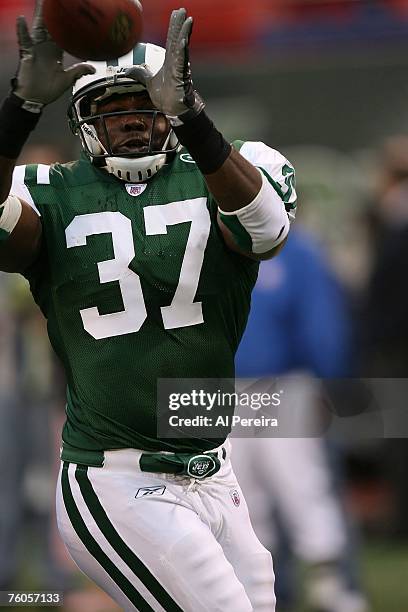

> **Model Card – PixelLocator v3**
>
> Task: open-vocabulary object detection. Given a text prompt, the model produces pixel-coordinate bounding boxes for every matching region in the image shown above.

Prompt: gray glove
[125,8,205,125]
[13,0,94,110]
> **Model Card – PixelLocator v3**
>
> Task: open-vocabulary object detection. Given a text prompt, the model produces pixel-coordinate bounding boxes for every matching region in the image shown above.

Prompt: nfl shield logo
[125,183,147,197]
[230,489,240,507]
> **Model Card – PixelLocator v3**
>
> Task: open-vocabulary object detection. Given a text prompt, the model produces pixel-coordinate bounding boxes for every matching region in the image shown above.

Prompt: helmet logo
[125,183,147,197]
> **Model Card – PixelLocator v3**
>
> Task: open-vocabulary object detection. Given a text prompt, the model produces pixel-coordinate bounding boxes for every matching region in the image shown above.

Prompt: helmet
[68,43,179,182]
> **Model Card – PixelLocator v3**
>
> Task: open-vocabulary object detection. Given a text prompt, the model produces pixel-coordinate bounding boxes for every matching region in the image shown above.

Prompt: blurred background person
[232,226,369,612]
[362,135,408,378]
[361,135,408,542]
[0,271,22,591]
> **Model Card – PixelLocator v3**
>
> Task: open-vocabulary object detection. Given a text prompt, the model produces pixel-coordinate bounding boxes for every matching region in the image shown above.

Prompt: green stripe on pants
[61,463,154,612]
[75,465,183,612]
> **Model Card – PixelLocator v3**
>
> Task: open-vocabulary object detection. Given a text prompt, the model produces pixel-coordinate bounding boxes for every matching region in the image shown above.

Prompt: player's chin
[113,145,150,156]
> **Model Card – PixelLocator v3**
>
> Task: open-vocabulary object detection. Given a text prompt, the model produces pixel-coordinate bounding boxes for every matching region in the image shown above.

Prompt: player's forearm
[173,111,262,212]
[203,148,262,212]
[0,97,43,271]
[0,94,42,201]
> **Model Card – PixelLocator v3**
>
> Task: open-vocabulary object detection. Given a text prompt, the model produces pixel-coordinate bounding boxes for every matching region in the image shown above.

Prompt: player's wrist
[167,90,206,127]
[173,110,232,175]
[12,89,45,113]
[0,93,42,159]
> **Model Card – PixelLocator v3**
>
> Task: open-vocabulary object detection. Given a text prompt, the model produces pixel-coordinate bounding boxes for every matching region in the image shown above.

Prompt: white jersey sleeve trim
[10,166,41,216]
[37,164,51,185]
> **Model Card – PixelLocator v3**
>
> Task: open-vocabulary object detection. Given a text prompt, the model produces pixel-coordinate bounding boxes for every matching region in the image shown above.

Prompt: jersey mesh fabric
[22,151,258,452]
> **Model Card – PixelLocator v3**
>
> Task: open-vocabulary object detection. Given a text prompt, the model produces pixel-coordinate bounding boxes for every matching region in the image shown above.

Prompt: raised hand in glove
[125,8,205,125]
[13,0,94,111]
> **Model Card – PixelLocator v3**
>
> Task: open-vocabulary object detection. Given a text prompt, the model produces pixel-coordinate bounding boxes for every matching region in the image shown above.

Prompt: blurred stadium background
[1,1,408,611]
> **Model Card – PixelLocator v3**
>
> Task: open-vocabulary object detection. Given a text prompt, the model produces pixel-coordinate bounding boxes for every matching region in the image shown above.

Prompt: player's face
[93,92,170,155]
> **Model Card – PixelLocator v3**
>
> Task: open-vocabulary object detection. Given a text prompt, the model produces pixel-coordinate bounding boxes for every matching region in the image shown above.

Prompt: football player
[0,2,296,610]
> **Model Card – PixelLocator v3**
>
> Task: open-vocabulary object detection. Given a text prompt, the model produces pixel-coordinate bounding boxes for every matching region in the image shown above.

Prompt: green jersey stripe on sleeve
[24,164,38,185]
[218,213,253,252]
[0,228,10,242]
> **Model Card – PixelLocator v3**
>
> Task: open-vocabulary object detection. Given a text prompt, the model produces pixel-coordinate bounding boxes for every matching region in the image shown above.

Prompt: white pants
[231,375,347,563]
[232,436,347,563]
[56,442,275,611]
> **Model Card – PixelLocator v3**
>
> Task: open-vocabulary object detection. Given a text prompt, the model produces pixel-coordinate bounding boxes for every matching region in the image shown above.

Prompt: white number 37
[65,198,211,340]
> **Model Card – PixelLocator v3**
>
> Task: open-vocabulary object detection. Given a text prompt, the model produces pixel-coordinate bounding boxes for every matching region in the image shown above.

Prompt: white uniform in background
[232,376,369,612]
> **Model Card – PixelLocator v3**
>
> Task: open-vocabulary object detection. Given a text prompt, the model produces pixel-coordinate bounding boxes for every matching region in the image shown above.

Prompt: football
[43,0,143,61]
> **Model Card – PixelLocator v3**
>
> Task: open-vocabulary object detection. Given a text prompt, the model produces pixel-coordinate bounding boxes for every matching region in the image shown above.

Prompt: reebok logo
[135,485,166,498]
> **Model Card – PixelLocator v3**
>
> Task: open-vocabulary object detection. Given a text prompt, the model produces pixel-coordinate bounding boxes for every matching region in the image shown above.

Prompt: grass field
[361,540,408,611]
[293,539,408,612]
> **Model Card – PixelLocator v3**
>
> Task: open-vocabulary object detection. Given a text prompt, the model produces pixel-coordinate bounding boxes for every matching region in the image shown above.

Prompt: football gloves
[13,0,94,110]
[125,8,205,125]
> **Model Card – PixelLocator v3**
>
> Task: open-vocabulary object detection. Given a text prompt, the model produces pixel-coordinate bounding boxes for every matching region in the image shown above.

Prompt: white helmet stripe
[110,44,147,68]
[145,43,167,74]
[117,50,134,67]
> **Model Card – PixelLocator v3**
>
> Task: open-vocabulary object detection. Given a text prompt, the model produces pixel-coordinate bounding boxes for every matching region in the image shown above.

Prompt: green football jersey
[10,142,296,453]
